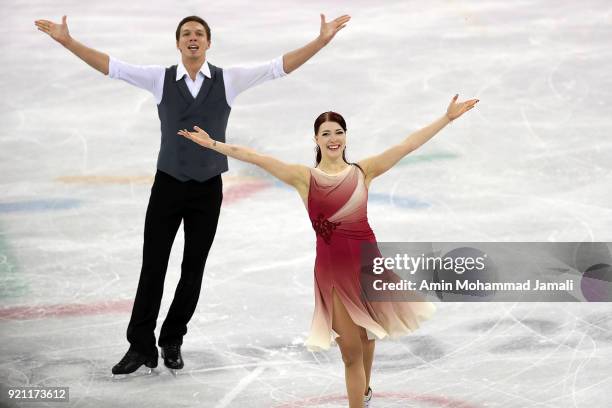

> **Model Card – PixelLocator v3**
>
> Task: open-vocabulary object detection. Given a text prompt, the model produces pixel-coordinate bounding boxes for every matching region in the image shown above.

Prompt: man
[34,13,350,375]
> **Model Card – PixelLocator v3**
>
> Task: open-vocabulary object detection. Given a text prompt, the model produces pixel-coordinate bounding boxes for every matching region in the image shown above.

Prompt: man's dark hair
[176,16,211,42]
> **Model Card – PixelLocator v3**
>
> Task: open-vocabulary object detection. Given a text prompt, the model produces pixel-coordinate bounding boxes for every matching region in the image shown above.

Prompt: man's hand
[282,13,351,74]
[35,15,71,46]
[318,14,351,45]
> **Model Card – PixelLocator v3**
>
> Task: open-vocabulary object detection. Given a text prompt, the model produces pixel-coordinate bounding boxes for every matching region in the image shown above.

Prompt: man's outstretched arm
[223,13,351,106]
[282,14,350,74]
[35,15,110,75]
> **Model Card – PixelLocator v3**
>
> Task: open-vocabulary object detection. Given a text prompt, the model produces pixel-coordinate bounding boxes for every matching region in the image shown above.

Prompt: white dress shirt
[108,55,287,106]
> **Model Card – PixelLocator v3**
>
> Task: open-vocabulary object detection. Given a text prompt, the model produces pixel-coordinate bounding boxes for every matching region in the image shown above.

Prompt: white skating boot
[364,387,372,407]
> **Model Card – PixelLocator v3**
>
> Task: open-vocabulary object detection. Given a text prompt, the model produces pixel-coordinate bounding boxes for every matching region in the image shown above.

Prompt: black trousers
[127,170,222,357]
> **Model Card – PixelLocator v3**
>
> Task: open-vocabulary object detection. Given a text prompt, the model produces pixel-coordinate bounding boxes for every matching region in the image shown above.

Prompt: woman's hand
[178,126,215,148]
[318,14,351,45]
[446,94,479,121]
[34,15,71,46]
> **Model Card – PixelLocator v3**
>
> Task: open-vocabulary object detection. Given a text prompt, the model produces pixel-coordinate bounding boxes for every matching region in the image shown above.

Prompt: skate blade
[111,366,159,380]
[165,366,180,377]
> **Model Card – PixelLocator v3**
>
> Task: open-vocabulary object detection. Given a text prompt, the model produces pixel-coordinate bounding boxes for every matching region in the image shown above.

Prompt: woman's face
[315,121,346,160]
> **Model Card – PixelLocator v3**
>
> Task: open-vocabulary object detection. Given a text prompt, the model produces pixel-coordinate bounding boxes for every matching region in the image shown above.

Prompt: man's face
[176,21,210,60]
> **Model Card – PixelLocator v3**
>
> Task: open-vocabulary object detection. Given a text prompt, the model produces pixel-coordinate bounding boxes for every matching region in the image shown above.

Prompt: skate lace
[165,344,180,356]
[118,351,138,366]
[364,387,372,402]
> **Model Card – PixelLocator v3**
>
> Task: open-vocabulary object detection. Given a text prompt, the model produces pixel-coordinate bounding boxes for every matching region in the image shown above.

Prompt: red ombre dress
[305,164,436,351]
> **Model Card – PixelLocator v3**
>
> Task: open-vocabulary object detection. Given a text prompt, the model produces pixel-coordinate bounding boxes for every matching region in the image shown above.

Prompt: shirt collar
[175,60,211,81]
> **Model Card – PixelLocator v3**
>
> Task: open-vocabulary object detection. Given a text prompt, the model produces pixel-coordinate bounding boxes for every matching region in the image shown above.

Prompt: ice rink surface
[1,0,612,407]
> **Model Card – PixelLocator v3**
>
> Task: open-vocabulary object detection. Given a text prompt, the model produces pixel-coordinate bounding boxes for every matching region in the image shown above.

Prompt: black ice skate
[111,349,158,377]
[161,343,184,375]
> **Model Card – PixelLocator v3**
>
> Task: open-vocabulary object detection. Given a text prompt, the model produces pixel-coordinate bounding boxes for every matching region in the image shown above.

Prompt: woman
[178,94,478,407]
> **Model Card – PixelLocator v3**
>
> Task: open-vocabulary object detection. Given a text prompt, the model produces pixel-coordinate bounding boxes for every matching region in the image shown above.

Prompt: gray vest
[156,63,231,182]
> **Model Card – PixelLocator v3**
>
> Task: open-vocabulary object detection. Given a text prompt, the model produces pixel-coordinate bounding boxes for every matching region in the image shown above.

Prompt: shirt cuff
[108,56,121,79]
[272,55,288,78]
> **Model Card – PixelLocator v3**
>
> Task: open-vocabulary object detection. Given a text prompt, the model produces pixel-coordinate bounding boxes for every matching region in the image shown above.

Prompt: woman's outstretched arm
[178,127,310,193]
[358,94,478,183]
